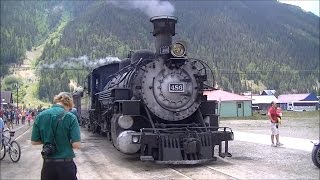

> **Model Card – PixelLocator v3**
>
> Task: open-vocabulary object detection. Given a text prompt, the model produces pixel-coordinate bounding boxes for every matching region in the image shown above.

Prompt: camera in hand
[41,144,56,157]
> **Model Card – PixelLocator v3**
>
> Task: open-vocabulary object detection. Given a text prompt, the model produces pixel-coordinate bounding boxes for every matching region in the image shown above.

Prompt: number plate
[169,83,184,92]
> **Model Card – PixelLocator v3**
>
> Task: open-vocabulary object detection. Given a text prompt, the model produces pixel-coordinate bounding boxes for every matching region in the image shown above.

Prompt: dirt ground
[220,112,320,140]
[1,112,319,180]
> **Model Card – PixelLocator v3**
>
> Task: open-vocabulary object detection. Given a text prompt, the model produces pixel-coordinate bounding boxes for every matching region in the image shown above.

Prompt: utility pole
[251,81,253,116]
[17,84,19,109]
[0,76,2,111]
[0,78,2,111]
[251,81,253,100]
[13,83,19,109]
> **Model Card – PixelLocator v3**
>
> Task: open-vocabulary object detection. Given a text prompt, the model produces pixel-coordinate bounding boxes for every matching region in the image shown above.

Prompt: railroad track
[167,163,238,179]
[203,165,237,179]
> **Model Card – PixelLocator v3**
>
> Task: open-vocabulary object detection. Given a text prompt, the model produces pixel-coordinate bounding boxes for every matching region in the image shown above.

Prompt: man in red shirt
[268,101,283,147]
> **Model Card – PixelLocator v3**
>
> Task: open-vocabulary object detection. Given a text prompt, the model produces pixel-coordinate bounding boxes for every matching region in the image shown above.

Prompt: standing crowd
[0,107,38,130]
[1,92,81,180]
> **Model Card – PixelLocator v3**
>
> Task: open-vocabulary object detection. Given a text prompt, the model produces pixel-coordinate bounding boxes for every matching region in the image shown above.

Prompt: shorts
[270,122,279,135]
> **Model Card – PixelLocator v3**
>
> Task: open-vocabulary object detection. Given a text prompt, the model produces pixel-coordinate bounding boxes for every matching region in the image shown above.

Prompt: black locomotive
[74,16,233,164]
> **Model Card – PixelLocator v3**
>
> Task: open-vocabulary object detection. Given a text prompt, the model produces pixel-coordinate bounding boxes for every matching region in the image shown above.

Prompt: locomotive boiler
[76,16,233,164]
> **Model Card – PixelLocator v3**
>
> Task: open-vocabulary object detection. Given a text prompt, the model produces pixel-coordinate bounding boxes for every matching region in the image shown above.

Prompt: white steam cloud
[39,55,121,70]
[109,0,175,17]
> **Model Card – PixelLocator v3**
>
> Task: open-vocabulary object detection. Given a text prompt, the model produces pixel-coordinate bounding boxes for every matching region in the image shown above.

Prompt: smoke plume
[109,0,175,17]
[39,55,121,70]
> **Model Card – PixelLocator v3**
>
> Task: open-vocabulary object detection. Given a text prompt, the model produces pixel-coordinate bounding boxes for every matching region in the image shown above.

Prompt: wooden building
[204,90,252,117]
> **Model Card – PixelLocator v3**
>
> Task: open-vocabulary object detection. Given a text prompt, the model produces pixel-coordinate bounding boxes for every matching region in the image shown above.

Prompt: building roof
[245,95,280,104]
[261,90,276,95]
[204,90,251,102]
[278,93,319,103]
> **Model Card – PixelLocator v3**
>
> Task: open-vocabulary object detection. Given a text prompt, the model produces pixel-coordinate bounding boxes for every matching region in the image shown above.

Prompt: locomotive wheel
[152,149,159,161]
[87,124,92,131]
[312,145,320,168]
[79,118,83,126]
[111,132,118,150]
[92,125,96,134]
[92,124,101,134]
[111,114,121,151]
[107,132,112,141]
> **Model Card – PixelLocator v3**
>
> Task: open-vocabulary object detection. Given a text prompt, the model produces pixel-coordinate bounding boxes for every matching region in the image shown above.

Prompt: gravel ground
[220,114,320,140]
[1,112,319,180]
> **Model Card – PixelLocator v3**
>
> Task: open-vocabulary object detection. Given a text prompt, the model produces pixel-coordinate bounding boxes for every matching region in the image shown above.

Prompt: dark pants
[41,161,77,180]
[22,117,25,124]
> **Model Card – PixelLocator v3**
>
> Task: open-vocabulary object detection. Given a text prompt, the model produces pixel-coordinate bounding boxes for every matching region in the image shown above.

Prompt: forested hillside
[173,1,319,94]
[2,1,319,101]
[0,1,65,76]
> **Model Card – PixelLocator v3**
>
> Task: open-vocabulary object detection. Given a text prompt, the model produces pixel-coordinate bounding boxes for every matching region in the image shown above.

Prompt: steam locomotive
[73,16,233,164]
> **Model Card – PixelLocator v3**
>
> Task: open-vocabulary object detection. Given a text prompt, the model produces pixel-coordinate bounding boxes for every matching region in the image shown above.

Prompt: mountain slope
[0,1,66,77]
[14,0,320,100]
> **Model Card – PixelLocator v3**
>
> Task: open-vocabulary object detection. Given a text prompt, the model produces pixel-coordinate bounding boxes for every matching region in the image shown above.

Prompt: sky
[279,0,320,16]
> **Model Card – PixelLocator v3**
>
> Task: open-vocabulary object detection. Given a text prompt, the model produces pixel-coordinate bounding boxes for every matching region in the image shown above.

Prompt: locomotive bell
[150,16,177,56]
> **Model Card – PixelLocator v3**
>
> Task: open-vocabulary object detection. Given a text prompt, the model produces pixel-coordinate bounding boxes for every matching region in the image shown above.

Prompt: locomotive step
[219,152,232,158]
[140,156,154,161]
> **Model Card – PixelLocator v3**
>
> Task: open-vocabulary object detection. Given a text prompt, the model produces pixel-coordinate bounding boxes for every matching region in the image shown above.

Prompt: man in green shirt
[31,92,81,180]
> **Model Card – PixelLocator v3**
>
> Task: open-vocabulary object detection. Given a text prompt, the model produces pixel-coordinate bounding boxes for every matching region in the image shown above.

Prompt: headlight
[118,115,134,129]
[171,42,186,57]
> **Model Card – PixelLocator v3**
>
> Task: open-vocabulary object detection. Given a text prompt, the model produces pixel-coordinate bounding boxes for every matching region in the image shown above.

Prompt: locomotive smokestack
[150,16,177,56]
